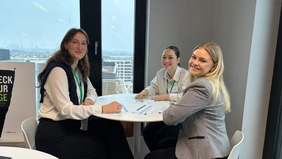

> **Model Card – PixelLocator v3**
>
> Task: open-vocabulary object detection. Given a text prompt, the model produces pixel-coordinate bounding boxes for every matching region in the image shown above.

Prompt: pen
[137,105,146,111]
[144,107,152,115]
[122,104,128,112]
[140,105,152,115]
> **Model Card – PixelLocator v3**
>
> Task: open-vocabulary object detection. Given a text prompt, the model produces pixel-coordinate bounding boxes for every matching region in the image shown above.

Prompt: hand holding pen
[135,89,149,99]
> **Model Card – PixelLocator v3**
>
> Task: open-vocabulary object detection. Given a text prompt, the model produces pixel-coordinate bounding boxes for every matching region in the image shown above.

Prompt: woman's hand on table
[102,101,122,113]
[135,90,149,99]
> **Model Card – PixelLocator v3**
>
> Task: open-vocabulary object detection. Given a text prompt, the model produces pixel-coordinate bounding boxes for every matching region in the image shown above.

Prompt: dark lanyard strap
[71,67,83,104]
[166,79,176,94]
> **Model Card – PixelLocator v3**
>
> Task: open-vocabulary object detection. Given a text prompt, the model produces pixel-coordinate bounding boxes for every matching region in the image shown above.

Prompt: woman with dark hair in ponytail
[136,46,189,152]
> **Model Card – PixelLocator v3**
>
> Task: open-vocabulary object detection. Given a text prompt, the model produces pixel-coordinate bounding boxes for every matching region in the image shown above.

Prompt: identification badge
[171,86,178,93]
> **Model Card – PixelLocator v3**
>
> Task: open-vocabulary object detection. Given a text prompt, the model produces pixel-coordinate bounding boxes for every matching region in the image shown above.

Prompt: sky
[0,0,134,52]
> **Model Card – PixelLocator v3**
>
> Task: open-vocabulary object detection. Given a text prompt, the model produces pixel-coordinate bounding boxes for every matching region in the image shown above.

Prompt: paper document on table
[122,100,170,115]
[122,103,151,114]
[96,94,136,105]
[117,95,138,105]
[96,94,170,115]
[144,100,170,115]
[96,96,115,105]
[144,104,169,115]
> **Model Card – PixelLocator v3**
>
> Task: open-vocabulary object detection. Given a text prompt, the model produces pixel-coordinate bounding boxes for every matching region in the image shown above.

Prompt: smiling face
[161,49,180,72]
[189,48,216,78]
[64,32,88,63]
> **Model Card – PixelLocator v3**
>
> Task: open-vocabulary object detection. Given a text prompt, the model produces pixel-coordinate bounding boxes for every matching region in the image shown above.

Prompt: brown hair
[38,28,90,87]
[166,46,180,66]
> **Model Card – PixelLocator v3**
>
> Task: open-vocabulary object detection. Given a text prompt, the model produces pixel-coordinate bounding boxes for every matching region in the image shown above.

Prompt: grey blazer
[163,77,230,159]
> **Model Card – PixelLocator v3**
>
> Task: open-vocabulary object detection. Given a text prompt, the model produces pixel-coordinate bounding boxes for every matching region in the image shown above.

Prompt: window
[81,0,146,95]
[0,0,80,62]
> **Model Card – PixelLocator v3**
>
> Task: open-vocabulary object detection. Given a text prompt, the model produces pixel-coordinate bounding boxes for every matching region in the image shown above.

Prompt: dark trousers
[143,121,180,151]
[145,147,228,159]
[145,147,177,159]
[35,117,133,159]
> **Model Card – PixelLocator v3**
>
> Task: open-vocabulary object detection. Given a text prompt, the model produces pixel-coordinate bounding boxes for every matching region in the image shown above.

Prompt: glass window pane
[101,0,135,95]
[0,0,80,62]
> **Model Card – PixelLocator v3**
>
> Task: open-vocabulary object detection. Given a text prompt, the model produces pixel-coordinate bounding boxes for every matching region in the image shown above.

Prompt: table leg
[133,122,141,159]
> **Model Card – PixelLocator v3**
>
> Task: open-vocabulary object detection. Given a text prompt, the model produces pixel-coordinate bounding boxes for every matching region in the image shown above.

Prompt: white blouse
[38,67,102,121]
[145,66,189,102]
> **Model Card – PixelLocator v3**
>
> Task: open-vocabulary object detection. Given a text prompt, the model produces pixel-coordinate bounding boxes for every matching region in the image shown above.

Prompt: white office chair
[21,117,38,150]
[227,130,244,159]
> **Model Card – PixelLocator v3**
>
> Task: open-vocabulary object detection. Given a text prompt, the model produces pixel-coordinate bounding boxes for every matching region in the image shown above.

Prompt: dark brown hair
[38,28,90,87]
[166,46,180,66]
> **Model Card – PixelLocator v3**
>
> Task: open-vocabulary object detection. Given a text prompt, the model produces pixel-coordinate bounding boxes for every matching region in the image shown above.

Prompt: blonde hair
[188,42,231,112]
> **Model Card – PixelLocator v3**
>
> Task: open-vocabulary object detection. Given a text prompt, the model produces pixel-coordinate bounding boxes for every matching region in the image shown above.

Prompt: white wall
[213,0,281,158]
[213,0,256,139]
[241,0,281,158]
[146,0,281,158]
[146,0,214,84]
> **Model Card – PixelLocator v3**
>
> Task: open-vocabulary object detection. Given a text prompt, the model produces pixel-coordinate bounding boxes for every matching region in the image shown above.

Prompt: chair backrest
[21,117,38,150]
[227,130,244,159]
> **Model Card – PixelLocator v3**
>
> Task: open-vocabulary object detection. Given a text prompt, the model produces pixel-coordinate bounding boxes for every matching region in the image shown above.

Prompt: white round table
[0,147,58,159]
[95,94,170,159]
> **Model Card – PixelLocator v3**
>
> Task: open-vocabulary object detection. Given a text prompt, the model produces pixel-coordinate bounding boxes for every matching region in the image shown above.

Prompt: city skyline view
[0,0,134,53]
[0,0,136,94]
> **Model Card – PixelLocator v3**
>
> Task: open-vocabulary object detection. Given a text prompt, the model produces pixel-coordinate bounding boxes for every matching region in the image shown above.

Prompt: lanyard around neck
[166,79,176,94]
[71,67,83,104]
